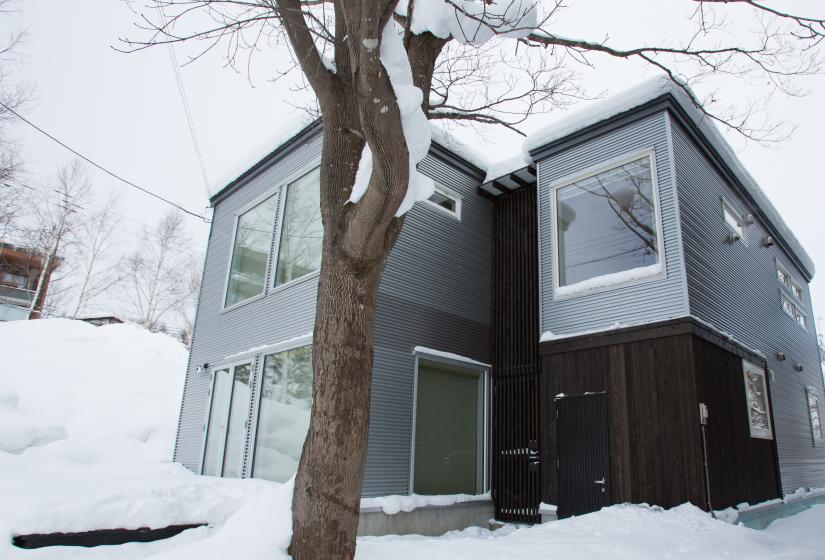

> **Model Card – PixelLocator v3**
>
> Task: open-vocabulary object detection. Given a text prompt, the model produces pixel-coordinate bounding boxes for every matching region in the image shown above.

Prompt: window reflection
[275,168,323,286]
[226,196,277,306]
[252,345,313,482]
[556,156,659,287]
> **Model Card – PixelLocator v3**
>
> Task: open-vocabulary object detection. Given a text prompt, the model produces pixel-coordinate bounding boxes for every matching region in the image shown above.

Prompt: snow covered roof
[210,119,488,204]
[522,76,815,278]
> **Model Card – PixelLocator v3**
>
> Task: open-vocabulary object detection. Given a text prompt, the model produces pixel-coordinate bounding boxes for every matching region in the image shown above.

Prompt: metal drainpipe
[699,402,715,518]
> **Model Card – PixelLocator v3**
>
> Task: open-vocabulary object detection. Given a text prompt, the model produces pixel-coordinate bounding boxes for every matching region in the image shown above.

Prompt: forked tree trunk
[289,119,406,560]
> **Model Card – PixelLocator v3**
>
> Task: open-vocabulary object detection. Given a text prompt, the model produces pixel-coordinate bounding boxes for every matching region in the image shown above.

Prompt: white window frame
[549,147,666,300]
[247,333,314,478]
[422,183,462,220]
[271,167,324,293]
[742,360,773,440]
[776,262,804,303]
[722,198,747,245]
[780,293,807,330]
[199,358,257,476]
[409,348,490,496]
[806,387,824,446]
[221,189,280,312]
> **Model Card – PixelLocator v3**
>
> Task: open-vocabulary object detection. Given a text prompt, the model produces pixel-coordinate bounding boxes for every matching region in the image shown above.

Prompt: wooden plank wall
[540,333,707,509]
[491,186,541,523]
[692,337,781,508]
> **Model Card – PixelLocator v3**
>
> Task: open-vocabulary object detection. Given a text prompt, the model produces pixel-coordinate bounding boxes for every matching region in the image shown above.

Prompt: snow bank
[524,76,815,277]
[554,263,662,299]
[0,319,186,465]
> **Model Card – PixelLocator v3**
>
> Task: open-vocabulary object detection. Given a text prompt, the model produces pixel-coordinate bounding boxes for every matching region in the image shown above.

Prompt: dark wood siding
[692,337,782,508]
[539,318,780,511]
[491,186,541,522]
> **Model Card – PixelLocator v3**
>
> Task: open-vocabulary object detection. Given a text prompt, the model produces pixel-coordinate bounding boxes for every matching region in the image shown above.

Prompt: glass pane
[222,363,252,478]
[252,345,313,482]
[723,204,744,237]
[810,397,823,440]
[557,157,658,287]
[226,195,277,307]
[275,168,323,286]
[202,368,232,476]
[414,361,483,495]
[743,362,771,438]
[428,190,457,213]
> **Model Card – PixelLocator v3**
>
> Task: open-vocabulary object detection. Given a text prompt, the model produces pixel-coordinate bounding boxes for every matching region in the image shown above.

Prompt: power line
[0,102,210,222]
[156,6,211,198]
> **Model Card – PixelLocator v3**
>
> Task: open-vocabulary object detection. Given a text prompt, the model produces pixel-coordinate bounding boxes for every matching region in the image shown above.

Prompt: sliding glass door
[201,363,252,477]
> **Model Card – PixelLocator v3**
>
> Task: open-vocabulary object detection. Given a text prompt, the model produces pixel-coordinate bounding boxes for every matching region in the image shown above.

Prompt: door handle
[593,478,605,485]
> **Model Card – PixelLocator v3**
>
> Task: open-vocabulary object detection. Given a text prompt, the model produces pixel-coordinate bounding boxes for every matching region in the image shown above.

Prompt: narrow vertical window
[722,199,745,241]
[275,168,323,287]
[221,363,253,478]
[807,389,823,444]
[202,367,232,476]
[225,196,277,307]
[743,360,772,439]
[252,345,313,482]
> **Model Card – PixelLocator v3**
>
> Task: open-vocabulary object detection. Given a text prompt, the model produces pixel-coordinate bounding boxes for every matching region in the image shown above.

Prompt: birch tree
[122,209,197,330]
[125,2,825,558]
[69,194,124,318]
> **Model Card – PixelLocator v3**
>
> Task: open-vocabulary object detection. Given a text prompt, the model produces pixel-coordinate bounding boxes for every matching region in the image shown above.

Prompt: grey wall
[175,133,492,498]
[672,118,825,493]
[537,111,689,336]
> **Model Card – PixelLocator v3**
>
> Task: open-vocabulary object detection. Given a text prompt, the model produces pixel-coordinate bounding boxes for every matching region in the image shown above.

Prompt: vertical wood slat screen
[491,186,541,523]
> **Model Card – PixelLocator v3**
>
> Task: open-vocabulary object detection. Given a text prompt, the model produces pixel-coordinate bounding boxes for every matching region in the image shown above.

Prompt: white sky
[2,1,824,329]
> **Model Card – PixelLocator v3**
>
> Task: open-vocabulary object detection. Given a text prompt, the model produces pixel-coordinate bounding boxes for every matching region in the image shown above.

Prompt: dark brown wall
[692,337,781,509]
[490,186,541,522]
[540,333,706,509]
[539,322,781,512]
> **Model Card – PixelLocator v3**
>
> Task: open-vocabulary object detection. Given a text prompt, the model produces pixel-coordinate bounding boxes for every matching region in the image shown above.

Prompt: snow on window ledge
[360,492,492,515]
[554,262,663,300]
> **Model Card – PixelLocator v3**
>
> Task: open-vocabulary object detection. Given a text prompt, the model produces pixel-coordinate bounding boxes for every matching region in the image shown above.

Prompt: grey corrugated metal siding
[537,111,689,336]
[672,119,825,493]
[175,132,492,498]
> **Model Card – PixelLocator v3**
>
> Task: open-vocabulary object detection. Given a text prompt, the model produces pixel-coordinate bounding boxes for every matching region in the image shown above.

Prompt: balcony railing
[0,284,35,306]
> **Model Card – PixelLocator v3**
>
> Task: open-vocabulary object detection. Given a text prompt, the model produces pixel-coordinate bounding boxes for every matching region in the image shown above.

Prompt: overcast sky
[2,1,823,329]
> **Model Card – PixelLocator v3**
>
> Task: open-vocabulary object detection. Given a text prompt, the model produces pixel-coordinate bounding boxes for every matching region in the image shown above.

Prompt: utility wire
[0,102,210,222]
[156,6,211,198]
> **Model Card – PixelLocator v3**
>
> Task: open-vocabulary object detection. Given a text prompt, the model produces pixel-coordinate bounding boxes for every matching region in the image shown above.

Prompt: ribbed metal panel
[175,131,493,498]
[537,112,690,336]
[672,118,825,493]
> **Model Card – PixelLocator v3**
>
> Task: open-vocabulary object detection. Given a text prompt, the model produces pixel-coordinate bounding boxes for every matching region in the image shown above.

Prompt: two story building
[174,77,824,531]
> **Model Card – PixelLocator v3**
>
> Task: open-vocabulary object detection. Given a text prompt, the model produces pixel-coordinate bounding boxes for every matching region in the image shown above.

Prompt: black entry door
[557,392,610,518]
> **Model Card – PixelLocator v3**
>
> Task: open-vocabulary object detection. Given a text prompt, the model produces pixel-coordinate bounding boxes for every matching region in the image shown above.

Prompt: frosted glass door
[202,367,232,476]
[222,363,253,477]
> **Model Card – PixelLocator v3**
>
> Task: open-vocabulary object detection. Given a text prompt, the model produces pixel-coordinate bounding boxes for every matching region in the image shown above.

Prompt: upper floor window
[777,263,806,329]
[554,152,661,293]
[424,184,462,219]
[275,168,323,287]
[722,199,745,241]
[777,263,803,301]
[0,272,28,289]
[225,195,278,307]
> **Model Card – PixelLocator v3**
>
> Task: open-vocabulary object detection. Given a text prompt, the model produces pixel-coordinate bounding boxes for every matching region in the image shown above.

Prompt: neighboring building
[0,243,57,321]
[174,78,824,530]
[80,315,125,327]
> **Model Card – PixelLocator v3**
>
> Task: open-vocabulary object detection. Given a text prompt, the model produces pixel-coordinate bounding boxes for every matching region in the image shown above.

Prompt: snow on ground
[2,318,825,559]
